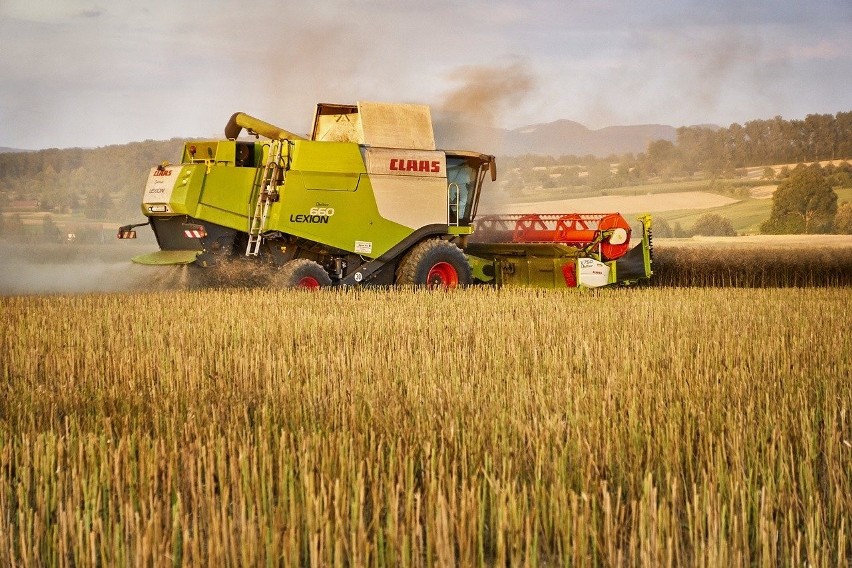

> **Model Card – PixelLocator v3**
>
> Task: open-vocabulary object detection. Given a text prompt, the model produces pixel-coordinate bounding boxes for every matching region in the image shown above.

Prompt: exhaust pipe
[224,112,307,141]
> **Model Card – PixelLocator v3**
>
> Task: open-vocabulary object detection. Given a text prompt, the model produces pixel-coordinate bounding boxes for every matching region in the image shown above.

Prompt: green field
[654,186,852,234]
[653,197,772,233]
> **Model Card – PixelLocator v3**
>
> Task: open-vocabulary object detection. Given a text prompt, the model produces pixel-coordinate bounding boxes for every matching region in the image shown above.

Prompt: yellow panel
[369,175,447,229]
[357,102,436,150]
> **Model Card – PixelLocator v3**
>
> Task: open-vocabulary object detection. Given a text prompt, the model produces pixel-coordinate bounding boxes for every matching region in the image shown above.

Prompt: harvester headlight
[148,205,168,213]
[609,227,628,245]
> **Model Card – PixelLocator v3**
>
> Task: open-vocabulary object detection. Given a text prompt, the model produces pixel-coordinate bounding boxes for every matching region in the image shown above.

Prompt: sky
[0,0,850,150]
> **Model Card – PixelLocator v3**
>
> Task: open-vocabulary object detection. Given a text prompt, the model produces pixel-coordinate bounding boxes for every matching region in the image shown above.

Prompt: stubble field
[1,286,850,566]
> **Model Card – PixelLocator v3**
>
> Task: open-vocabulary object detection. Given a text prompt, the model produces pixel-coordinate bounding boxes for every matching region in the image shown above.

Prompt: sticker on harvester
[354,240,373,254]
[143,165,182,211]
[578,258,610,288]
[364,148,446,177]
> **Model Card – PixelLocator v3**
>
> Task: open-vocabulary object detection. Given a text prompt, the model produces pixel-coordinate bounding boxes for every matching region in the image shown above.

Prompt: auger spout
[224,112,307,141]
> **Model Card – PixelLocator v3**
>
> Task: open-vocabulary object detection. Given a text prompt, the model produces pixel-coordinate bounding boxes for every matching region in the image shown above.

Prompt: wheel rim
[426,262,459,288]
[298,276,320,289]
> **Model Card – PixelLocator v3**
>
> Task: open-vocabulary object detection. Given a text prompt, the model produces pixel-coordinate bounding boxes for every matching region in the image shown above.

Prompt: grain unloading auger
[118,102,652,288]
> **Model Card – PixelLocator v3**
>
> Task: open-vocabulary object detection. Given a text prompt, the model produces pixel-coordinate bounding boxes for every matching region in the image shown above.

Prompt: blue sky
[1,0,849,149]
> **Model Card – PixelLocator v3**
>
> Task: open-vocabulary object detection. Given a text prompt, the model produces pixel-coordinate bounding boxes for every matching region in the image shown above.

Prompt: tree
[761,166,837,234]
[835,202,852,234]
[85,190,112,219]
[42,215,62,242]
[503,171,522,192]
[691,213,736,236]
[653,218,675,238]
[4,214,24,241]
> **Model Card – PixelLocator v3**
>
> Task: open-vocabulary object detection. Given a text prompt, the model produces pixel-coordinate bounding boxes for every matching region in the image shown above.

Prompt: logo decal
[389,159,441,173]
[290,205,335,224]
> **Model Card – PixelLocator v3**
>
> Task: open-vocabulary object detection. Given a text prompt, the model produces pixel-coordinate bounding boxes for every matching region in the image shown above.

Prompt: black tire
[274,259,332,289]
[395,239,471,288]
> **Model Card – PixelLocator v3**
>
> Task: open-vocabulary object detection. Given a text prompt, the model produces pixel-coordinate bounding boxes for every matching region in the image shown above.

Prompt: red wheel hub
[298,276,320,289]
[426,262,459,288]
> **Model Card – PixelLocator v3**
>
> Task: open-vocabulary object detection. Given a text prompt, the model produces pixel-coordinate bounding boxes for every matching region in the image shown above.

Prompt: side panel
[368,176,447,228]
[365,148,447,228]
[195,165,260,230]
[289,141,366,173]
[265,141,450,259]
[266,171,414,259]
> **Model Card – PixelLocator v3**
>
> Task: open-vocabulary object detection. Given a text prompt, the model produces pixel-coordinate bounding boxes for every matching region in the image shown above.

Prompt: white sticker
[578,258,610,287]
[143,165,182,205]
[354,240,373,254]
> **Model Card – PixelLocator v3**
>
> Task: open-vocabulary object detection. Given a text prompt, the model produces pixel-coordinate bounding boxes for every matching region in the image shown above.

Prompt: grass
[653,198,771,234]
[1,287,851,566]
[656,187,852,234]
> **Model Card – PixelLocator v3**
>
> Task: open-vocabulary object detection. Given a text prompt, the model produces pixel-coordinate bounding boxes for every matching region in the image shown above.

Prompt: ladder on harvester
[246,140,283,256]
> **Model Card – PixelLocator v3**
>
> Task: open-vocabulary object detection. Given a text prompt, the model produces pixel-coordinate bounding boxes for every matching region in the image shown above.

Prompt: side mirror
[489,158,497,182]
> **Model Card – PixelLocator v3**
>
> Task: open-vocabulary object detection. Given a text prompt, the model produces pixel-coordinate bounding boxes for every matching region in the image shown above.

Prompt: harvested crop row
[1,288,850,566]
[651,245,852,287]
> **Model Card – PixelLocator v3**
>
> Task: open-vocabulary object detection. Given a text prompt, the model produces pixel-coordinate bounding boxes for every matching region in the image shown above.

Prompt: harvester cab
[118,101,651,288]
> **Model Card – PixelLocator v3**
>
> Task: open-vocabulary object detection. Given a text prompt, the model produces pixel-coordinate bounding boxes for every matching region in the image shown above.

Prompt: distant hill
[2,118,678,158]
[434,119,678,157]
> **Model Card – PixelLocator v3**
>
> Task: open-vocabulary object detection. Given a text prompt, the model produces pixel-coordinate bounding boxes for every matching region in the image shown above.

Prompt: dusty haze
[0,1,849,149]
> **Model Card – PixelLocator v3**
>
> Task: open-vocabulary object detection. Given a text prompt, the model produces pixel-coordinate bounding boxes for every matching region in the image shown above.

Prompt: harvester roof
[311,101,436,150]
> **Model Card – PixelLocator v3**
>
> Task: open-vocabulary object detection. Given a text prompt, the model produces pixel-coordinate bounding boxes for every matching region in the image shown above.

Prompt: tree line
[500,111,852,189]
[0,139,185,220]
[648,111,852,178]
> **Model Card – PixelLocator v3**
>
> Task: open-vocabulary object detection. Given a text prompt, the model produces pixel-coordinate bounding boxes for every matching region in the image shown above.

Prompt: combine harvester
[118,102,652,288]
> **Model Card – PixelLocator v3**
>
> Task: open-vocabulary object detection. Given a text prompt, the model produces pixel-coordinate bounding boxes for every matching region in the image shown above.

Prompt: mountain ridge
[433,119,680,157]
[1,118,696,157]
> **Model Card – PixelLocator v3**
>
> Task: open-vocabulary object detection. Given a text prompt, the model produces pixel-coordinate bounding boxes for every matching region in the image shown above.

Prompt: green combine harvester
[118,102,652,288]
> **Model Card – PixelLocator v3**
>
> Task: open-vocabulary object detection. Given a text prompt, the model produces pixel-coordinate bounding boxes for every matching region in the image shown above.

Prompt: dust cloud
[437,61,536,126]
[433,61,536,155]
[0,243,190,295]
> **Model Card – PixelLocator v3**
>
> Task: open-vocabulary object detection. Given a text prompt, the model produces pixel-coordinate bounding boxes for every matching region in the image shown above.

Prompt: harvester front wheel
[396,239,471,288]
[274,259,332,289]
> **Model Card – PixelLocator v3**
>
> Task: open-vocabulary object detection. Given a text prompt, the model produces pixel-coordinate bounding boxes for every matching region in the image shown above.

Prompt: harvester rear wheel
[396,239,471,288]
[274,259,331,289]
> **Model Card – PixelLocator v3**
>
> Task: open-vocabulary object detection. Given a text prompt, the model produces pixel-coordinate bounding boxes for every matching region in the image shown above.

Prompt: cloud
[1,0,850,148]
[75,8,104,19]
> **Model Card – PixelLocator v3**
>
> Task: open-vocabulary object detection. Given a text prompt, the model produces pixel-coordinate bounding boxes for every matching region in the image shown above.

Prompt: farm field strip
[478,191,739,215]
[1,287,850,566]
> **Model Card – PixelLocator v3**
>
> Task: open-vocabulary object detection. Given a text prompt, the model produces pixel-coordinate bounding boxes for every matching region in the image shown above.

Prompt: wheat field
[1,287,850,566]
